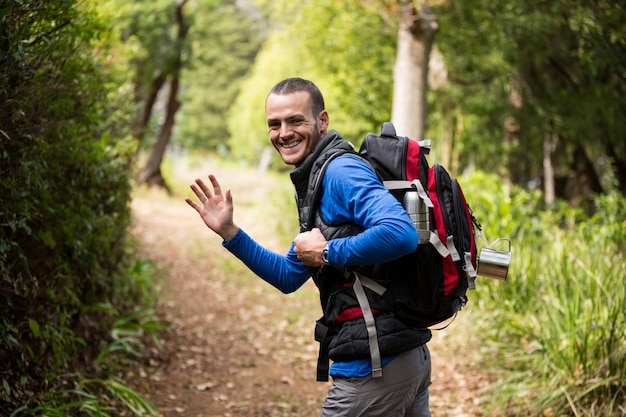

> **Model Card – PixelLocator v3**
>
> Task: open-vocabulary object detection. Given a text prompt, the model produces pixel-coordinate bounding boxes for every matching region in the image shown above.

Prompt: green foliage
[461,173,626,416]
[109,0,265,153]
[227,0,397,167]
[176,0,265,150]
[226,30,317,168]
[9,297,161,416]
[115,0,184,80]
[0,0,158,414]
[279,0,397,139]
[433,1,626,197]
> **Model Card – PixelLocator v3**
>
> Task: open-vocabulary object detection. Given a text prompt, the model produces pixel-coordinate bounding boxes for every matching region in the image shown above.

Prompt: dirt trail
[129,160,489,417]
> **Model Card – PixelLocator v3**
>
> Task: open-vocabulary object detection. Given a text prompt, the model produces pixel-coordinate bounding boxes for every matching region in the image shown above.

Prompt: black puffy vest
[290,131,430,364]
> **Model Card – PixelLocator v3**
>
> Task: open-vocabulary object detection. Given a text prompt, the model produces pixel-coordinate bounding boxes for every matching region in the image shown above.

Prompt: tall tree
[112,0,197,190]
[176,0,265,151]
[138,0,189,190]
[119,0,181,146]
[116,0,264,188]
[391,2,438,140]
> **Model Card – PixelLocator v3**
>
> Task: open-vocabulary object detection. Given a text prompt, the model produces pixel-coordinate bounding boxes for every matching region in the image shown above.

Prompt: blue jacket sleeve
[320,155,418,266]
[221,154,417,293]
[222,229,310,294]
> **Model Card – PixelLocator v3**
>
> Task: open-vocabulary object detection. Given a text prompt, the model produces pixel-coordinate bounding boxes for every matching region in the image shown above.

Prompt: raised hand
[185,174,239,241]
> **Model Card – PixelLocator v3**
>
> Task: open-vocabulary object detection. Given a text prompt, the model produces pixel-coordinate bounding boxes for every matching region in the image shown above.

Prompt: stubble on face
[266,91,328,166]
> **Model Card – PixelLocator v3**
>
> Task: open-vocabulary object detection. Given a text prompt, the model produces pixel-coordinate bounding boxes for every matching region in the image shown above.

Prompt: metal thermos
[403,191,430,244]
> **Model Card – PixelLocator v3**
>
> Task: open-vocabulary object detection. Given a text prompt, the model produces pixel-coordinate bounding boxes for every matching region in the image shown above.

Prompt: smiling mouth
[281,139,302,149]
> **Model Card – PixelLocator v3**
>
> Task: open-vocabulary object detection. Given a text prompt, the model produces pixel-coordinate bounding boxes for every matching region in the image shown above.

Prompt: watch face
[322,248,329,263]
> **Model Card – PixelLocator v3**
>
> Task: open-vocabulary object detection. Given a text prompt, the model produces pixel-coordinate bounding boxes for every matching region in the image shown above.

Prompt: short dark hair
[268,77,325,117]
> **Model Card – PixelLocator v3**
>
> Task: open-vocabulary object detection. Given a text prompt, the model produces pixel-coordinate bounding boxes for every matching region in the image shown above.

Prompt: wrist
[220,224,240,242]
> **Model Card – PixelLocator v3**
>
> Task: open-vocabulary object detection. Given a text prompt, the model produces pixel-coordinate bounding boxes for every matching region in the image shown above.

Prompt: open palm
[185,175,238,241]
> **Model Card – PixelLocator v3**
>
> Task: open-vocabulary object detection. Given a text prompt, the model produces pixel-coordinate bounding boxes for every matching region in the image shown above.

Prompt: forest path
[129,158,490,417]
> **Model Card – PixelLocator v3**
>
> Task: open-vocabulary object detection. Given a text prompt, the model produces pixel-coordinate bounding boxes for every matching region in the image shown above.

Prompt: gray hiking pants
[320,344,432,417]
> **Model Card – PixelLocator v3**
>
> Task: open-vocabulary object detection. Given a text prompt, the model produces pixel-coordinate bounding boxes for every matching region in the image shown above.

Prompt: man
[185,78,432,416]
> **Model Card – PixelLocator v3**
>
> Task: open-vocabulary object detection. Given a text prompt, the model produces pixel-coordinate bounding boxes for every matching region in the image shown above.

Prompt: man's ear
[318,110,329,134]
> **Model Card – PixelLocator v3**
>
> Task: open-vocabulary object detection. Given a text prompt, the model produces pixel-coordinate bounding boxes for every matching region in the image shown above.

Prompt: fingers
[186,175,231,210]
[208,174,223,197]
[196,177,214,200]
[185,196,200,211]
[224,188,233,207]
[187,182,203,203]
[188,175,221,200]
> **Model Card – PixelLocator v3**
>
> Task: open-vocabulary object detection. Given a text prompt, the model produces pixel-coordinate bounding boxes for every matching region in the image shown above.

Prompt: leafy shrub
[461,173,626,416]
[0,1,156,414]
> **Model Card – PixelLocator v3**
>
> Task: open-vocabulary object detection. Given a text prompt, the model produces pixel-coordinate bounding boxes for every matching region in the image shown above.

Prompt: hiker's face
[266,91,329,166]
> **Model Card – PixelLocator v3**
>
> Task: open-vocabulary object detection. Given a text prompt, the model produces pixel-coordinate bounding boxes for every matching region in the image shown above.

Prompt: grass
[462,175,626,416]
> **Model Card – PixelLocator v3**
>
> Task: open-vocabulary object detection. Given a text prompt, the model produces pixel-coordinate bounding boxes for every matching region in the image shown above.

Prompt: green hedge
[0,1,153,414]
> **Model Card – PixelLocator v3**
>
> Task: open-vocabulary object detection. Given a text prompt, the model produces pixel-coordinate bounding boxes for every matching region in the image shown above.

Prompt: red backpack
[357,122,481,329]
[310,122,483,378]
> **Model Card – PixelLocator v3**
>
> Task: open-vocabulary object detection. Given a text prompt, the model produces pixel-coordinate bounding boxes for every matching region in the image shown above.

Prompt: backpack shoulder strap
[306,150,359,231]
[352,271,383,378]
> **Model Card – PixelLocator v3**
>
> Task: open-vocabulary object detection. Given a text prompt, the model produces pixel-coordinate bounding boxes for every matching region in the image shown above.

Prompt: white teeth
[282,140,301,149]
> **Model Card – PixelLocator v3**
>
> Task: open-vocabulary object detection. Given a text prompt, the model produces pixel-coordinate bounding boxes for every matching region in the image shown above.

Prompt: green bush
[0,1,157,414]
[461,173,626,416]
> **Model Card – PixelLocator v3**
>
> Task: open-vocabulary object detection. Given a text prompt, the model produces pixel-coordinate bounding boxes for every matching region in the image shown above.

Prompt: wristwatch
[321,243,329,264]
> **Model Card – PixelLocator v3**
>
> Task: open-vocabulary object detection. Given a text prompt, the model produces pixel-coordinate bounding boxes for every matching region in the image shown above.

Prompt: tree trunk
[503,78,522,190]
[133,72,167,144]
[139,79,181,192]
[391,4,438,140]
[543,131,556,205]
[138,0,189,192]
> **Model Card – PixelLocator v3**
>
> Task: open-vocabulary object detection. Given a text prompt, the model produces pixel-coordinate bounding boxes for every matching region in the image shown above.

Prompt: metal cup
[477,238,511,281]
